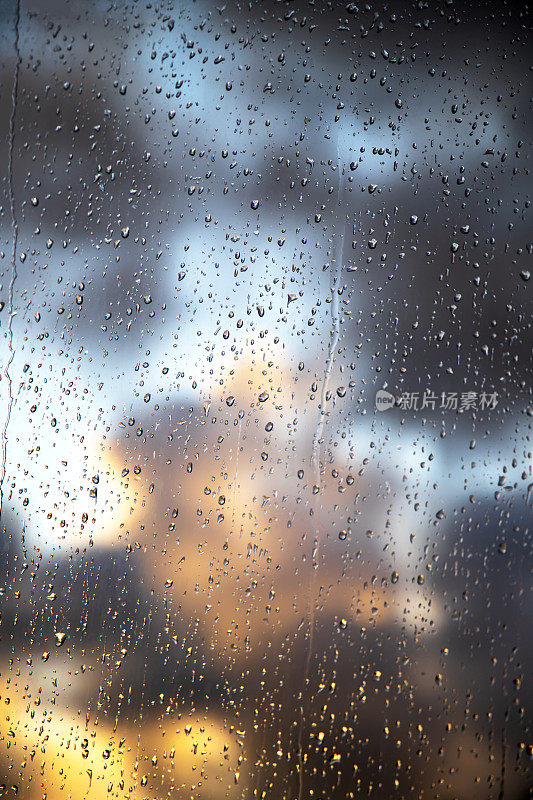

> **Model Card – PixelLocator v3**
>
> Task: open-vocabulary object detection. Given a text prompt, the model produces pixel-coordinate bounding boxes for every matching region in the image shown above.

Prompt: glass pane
[0,1,531,798]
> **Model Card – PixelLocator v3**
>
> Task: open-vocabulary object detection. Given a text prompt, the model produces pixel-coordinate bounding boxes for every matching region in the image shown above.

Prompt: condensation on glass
[0,1,531,798]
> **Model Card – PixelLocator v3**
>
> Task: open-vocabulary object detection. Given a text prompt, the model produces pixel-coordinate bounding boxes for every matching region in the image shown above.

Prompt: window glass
[0,1,531,798]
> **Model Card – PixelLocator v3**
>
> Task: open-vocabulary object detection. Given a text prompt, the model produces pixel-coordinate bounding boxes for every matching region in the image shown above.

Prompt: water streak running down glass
[0,1,531,798]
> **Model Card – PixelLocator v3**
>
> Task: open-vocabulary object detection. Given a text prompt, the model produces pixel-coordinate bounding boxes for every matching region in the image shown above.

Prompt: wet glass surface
[0,0,531,797]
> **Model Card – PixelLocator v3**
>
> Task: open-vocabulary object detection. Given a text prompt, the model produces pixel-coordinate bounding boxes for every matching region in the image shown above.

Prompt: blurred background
[0,0,531,797]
